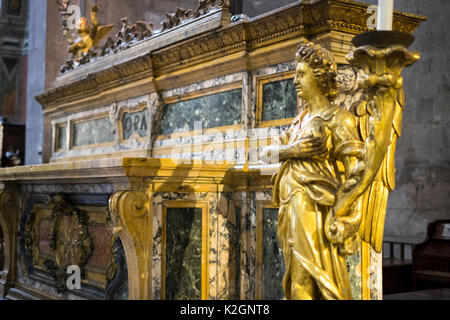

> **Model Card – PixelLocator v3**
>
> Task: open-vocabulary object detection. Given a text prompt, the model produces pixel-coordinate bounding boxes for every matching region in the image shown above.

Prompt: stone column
[25,0,47,165]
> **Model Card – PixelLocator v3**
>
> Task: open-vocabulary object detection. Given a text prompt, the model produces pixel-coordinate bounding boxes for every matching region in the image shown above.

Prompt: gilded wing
[93,24,114,47]
[351,88,404,253]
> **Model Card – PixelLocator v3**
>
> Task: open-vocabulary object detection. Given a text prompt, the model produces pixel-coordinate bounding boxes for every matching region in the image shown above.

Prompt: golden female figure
[262,39,365,300]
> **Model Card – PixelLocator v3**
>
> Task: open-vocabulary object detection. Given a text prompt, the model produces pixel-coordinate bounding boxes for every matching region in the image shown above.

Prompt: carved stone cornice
[303,0,423,36]
[35,0,425,114]
[37,55,154,109]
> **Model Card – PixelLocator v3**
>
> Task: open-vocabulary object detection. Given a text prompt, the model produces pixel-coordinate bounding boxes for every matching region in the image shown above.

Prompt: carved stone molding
[109,190,152,300]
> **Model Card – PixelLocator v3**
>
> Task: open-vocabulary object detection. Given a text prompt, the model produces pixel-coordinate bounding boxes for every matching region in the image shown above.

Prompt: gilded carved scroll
[109,190,152,300]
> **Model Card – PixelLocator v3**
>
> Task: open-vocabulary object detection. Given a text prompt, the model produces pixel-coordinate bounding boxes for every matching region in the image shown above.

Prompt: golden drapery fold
[273,105,364,300]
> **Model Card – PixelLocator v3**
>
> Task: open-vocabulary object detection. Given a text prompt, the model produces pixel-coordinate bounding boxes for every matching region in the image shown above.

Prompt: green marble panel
[165,207,202,300]
[73,117,114,147]
[160,89,242,135]
[262,78,297,121]
[56,125,67,150]
[346,250,362,300]
[263,208,285,300]
[234,206,241,299]
[122,109,149,140]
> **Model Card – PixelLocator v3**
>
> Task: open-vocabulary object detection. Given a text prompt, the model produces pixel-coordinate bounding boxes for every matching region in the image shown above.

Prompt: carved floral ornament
[19,194,93,293]
[17,193,128,297]
[58,0,231,73]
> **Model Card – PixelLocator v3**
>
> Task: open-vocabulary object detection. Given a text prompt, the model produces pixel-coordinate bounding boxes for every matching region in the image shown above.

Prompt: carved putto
[58,2,114,73]
[57,0,231,73]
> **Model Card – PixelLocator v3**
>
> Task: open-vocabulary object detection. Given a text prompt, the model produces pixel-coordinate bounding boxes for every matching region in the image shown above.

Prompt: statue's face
[79,17,88,31]
[293,61,319,100]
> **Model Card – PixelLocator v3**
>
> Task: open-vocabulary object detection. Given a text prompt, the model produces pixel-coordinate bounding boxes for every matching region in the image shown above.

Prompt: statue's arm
[278,134,327,161]
[333,88,396,218]
[324,111,366,245]
[261,125,328,163]
[91,5,99,28]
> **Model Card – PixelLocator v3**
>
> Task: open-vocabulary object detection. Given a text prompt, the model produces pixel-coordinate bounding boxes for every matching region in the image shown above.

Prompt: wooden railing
[383,240,415,261]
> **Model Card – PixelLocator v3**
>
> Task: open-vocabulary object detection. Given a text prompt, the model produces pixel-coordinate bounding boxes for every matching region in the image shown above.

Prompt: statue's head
[294,39,338,102]
[78,17,88,32]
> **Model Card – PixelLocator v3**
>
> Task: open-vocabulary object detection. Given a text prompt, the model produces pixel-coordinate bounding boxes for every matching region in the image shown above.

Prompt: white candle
[377,0,394,31]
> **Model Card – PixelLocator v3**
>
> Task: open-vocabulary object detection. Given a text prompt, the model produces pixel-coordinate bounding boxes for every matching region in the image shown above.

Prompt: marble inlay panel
[369,248,383,300]
[253,62,296,78]
[38,217,53,256]
[346,250,362,300]
[262,208,285,300]
[87,224,112,270]
[122,108,149,140]
[239,191,257,299]
[165,207,202,300]
[262,78,297,122]
[215,193,240,300]
[160,89,242,135]
[56,125,67,150]
[208,195,218,300]
[163,73,243,100]
[152,194,163,300]
[73,117,114,147]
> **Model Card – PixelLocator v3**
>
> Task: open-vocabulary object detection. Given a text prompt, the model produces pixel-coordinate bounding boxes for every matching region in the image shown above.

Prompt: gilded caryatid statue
[262,39,365,300]
[261,37,419,300]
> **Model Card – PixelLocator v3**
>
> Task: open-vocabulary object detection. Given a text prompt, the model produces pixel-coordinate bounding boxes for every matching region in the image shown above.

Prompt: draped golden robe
[272,105,364,300]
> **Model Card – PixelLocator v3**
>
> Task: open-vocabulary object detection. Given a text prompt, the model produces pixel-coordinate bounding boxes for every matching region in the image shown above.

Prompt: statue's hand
[325,208,361,255]
[325,211,346,245]
[333,196,352,218]
[291,136,328,159]
[260,145,280,164]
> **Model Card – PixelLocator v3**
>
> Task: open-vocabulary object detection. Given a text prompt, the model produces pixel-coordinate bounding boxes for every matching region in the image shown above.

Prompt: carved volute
[109,190,152,300]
